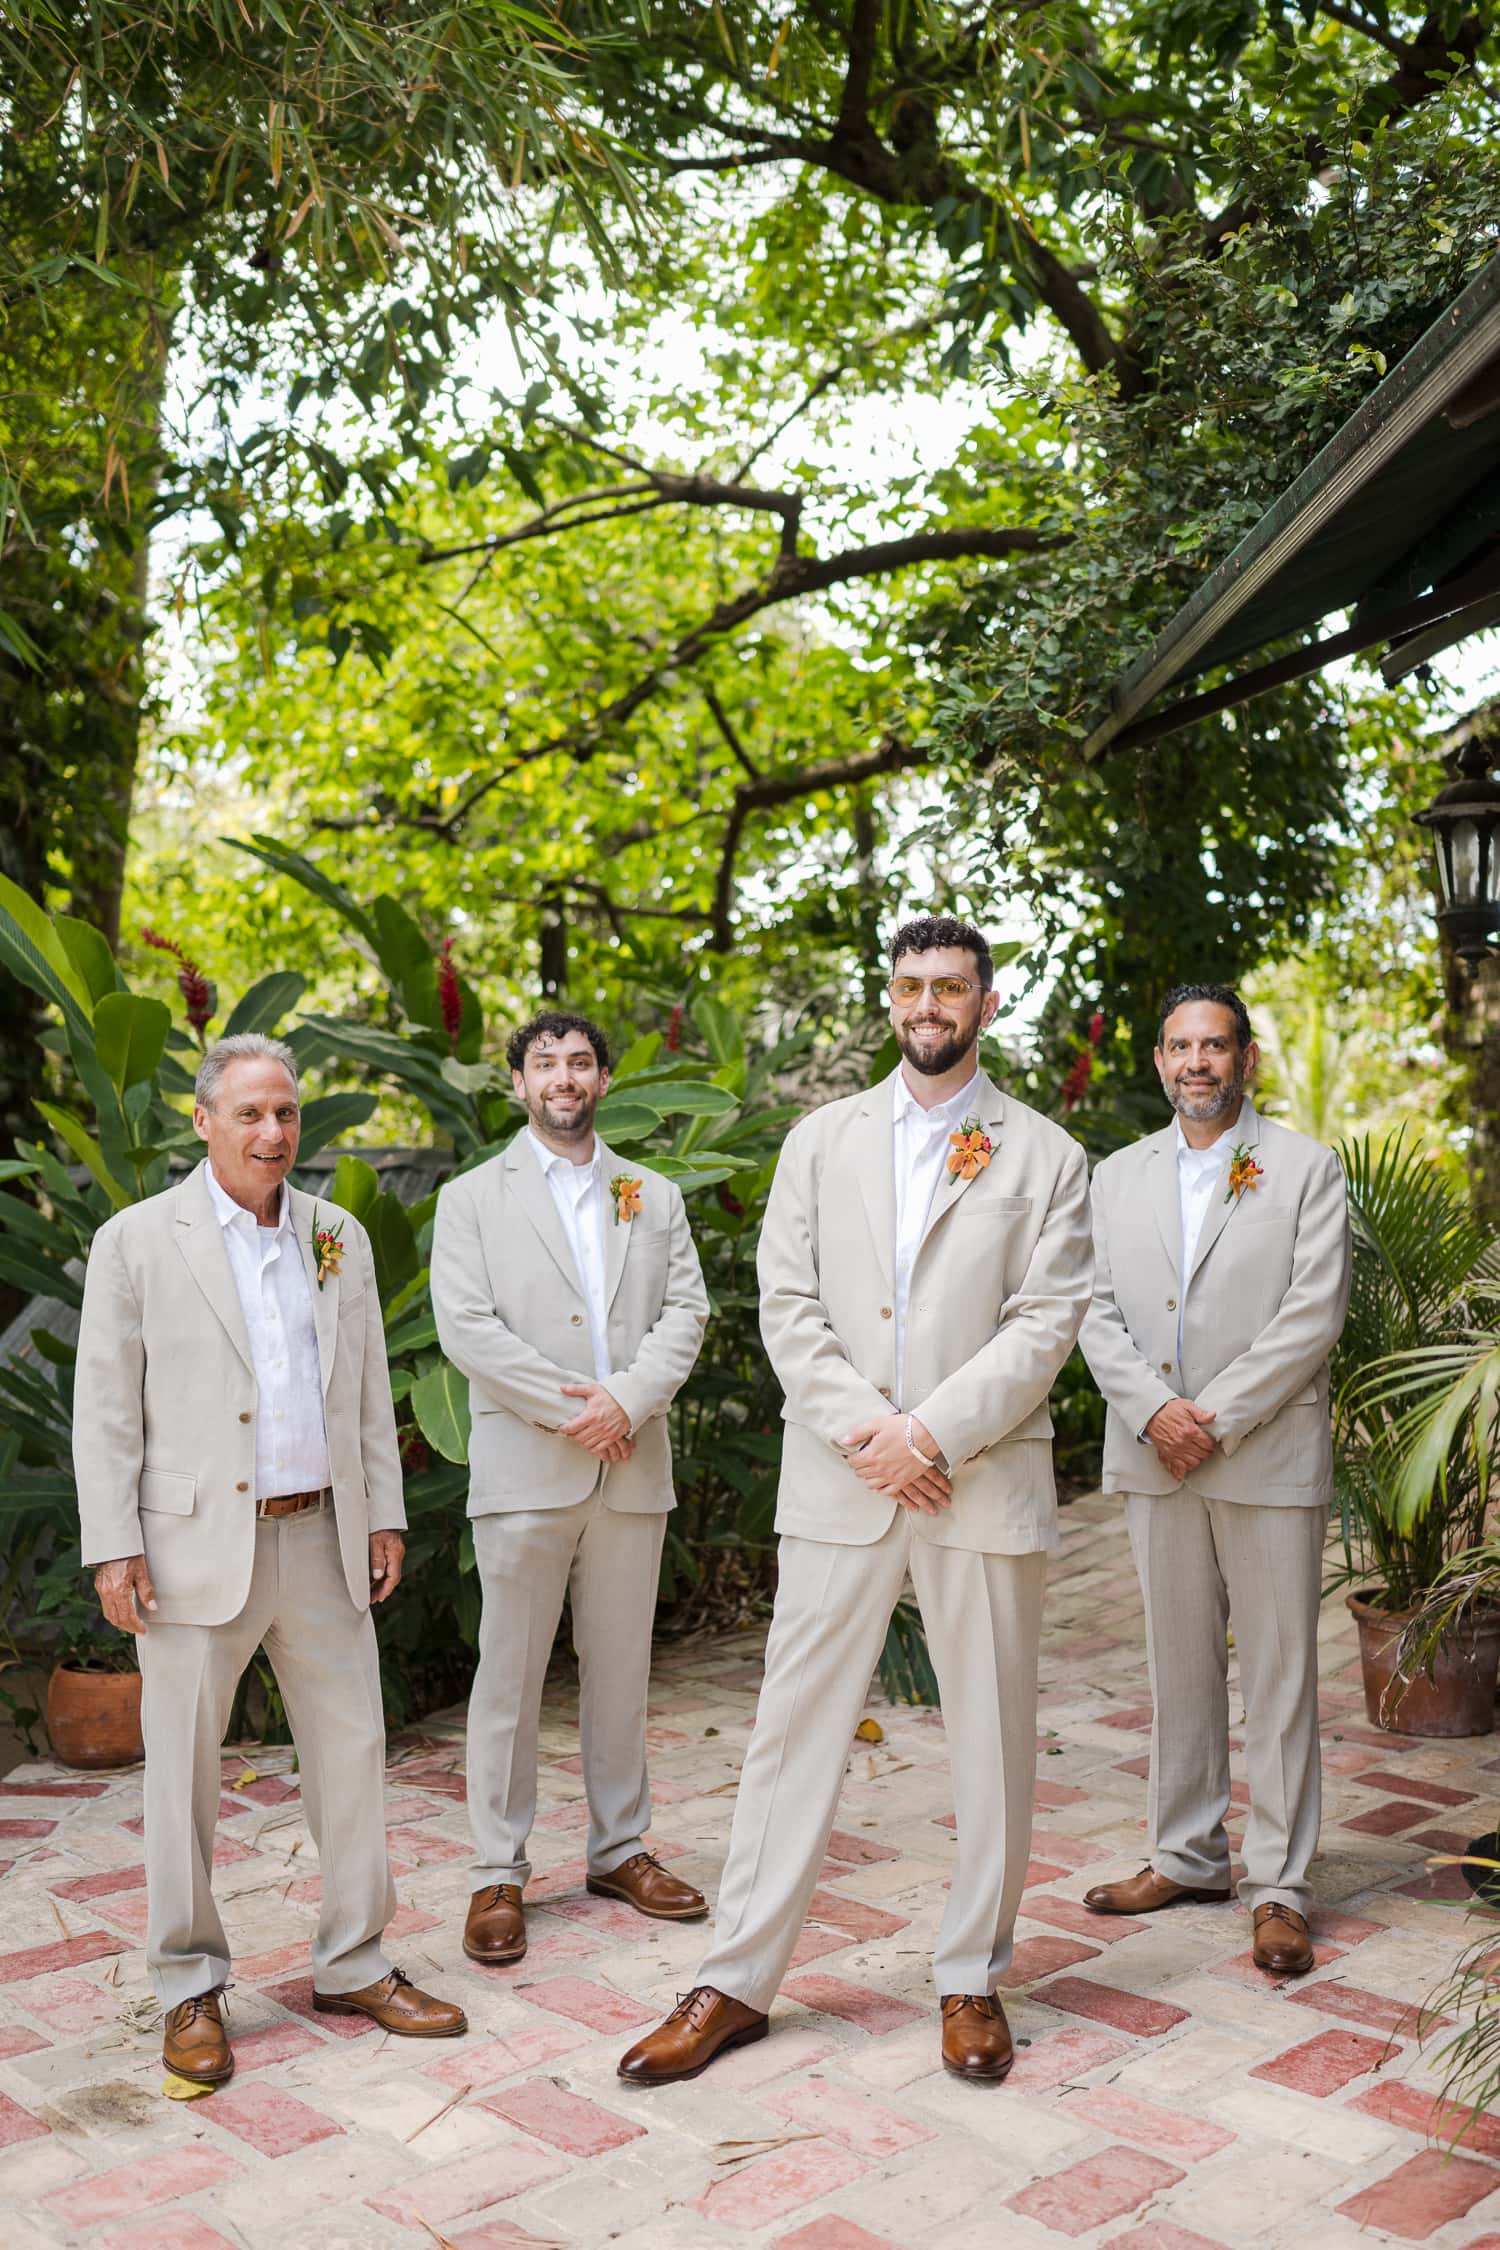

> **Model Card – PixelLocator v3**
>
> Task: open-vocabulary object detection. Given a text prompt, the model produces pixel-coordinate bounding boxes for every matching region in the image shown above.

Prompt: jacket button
[1160,1362,1172,1374]
[236,1480,249,1493]
[880,1306,892,1320]
[238,1410,252,1424]
[1166,1299,1176,1312]
[570,1313,583,1326]
[879,1386,893,1400]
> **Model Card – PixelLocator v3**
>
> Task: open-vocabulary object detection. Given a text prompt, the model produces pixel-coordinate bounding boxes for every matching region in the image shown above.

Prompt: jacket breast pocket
[972,1197,1033,1218]
[139,1467,196,1516]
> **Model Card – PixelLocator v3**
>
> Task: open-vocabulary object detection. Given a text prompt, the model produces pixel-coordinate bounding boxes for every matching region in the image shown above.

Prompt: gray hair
[194,1033,301,1109]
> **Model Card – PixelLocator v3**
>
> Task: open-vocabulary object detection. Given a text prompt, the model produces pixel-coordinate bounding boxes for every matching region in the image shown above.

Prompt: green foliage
[0,858,827,1733]
[1333,1132,1500,1610]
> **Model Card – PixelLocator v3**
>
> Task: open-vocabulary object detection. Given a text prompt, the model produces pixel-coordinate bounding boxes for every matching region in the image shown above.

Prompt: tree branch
[700,682,762,780]
[835,0,882,139]
[709,731,929,949]
[1313,0,1411,60]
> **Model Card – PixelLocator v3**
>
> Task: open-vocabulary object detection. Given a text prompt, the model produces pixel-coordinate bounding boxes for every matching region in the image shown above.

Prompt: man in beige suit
[431,1011,710,1965]
[75,1034,465,2087]
[619,915,1093,2086]
[1080,984,1351,1974]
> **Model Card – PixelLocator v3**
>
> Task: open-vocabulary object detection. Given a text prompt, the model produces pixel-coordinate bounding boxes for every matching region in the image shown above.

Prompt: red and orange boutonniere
[610,1173,643,1226]
[947,1116,993,1184]
[310,1209,345,1289]
[1224,1144,1264,1204]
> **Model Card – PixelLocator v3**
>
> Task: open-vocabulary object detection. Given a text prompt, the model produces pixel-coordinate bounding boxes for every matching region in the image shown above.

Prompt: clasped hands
[1144,1397,1217,1482]
[841,1412,951,1515]
[559,1380,635,1463]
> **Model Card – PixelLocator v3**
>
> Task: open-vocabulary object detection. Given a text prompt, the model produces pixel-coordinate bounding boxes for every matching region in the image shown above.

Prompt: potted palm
[35,1552,143,1770]
[1333,1133,1500,1736]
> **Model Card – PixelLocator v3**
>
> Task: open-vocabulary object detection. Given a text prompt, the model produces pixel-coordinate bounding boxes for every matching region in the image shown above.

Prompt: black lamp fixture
[1416,734,1500,969]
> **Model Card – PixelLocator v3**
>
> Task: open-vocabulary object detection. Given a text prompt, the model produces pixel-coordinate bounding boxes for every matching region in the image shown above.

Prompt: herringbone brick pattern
[0,1493,1496,2246]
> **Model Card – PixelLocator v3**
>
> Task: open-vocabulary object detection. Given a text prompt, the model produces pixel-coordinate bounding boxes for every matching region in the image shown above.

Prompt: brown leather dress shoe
[313,1967,467,2036]
[465,1882,526,1963]
[617,1986,767,2084]
[941,1993,1014,2082]
[1083,1865,1232,1915]
[1252,1903,1315,1976]
[587,1851,708,1922]
[162,1988,233,2085]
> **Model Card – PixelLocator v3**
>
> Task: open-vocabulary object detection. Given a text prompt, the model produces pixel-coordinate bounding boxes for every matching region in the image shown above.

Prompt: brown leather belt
[255,1489,329,1519]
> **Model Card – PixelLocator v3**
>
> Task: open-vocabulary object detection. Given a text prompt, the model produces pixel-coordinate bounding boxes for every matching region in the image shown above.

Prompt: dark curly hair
[506,1011,610,1074]
[887,914,995,991]
[1157,983,1253,1050]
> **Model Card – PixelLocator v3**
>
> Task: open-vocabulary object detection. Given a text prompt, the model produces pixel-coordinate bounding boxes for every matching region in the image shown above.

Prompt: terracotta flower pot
[1346,1590,1500,1738]
[45,1663,144,1770]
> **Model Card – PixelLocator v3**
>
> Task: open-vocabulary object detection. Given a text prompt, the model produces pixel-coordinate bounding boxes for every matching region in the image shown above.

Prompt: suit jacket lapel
[174,1163,255,1377]
[505,1134,584,1295]
[917,1070,1004,1256]
[1145,1129,1182,1276]
[1186,1098,1261,1285]
[852,1077,897,1293]
[600,1138,633,1309]
[290,1185,340,1396]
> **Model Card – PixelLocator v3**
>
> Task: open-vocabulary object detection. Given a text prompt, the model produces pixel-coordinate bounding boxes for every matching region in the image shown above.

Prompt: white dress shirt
[891,1066,981,1401]
[1175,1117,1239,1283]
[205,1163,331,1500]
[527,1129,612,1381]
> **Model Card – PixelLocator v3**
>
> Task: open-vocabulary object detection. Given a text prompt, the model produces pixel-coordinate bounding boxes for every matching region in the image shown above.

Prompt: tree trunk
[540,892,568,996]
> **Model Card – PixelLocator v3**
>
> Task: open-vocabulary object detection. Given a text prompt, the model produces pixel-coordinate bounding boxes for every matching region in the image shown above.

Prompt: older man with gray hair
[74,1033,465,2086]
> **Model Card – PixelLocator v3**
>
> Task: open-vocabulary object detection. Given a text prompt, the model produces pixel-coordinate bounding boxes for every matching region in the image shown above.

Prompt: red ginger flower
[666,1004,683,1052]
[437,937,462,1050]
[1060,1050,1093,1114]
[141,928,216,1038]
[1061,1011,1106,1114]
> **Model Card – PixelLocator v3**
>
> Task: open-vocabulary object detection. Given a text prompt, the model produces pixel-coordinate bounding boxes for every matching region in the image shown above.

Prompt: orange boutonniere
[947,1116,993,1184]
[310,1209,345,1289]
[610,1173,643,1226]
[1225,1144,1264,1204]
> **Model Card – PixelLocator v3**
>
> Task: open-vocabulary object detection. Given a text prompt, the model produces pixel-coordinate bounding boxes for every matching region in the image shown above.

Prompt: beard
[896,1017,973,1078]
[1161,1064,1245,1124]
[529,1087,597,1141]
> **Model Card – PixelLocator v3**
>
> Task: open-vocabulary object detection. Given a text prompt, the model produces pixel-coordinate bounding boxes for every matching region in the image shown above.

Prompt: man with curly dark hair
[620,915,1093,2088]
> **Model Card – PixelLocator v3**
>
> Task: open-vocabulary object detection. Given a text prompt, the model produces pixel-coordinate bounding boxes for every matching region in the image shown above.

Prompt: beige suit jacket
[759,1068,1093,1554]
[1081,1099,1351,1506]
[73,1163,404,1626]
[430,1135,709,1517]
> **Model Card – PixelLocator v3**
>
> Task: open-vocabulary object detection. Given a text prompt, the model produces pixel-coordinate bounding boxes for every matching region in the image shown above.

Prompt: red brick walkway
[0,1492,1496,2246]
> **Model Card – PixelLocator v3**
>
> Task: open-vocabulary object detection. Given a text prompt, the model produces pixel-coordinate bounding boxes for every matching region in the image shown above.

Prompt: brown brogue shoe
[617,1986,767,2084]
[1083,1865,1232,1915]
[587,1851,708,1922]
[464,1882,527,1963]
[1252,1903,1315,1976]
[940,1993,1014,2082]
[162,1988,233,2086]
[313,1967,467,2036]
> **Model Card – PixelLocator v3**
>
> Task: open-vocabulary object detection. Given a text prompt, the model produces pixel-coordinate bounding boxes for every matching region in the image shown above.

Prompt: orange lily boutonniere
[947,1116,993,1185]
[610,1173,643,1226]
[1224,1144,1265,1204]
[310,1209,345,1289]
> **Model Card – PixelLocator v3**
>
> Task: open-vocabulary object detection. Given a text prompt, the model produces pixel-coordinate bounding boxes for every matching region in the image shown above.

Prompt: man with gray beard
[1079,985,1350,1975]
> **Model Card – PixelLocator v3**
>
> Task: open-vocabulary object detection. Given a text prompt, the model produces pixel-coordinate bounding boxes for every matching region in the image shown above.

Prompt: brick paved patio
[1,1490,1497,2248]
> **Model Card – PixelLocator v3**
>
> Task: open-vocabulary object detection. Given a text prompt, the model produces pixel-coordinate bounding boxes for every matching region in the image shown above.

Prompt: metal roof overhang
[1083,252,1500,761]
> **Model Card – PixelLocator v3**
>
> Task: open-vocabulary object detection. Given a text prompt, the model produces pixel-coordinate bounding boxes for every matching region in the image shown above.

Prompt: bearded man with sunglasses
[619,914,1093,2088]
